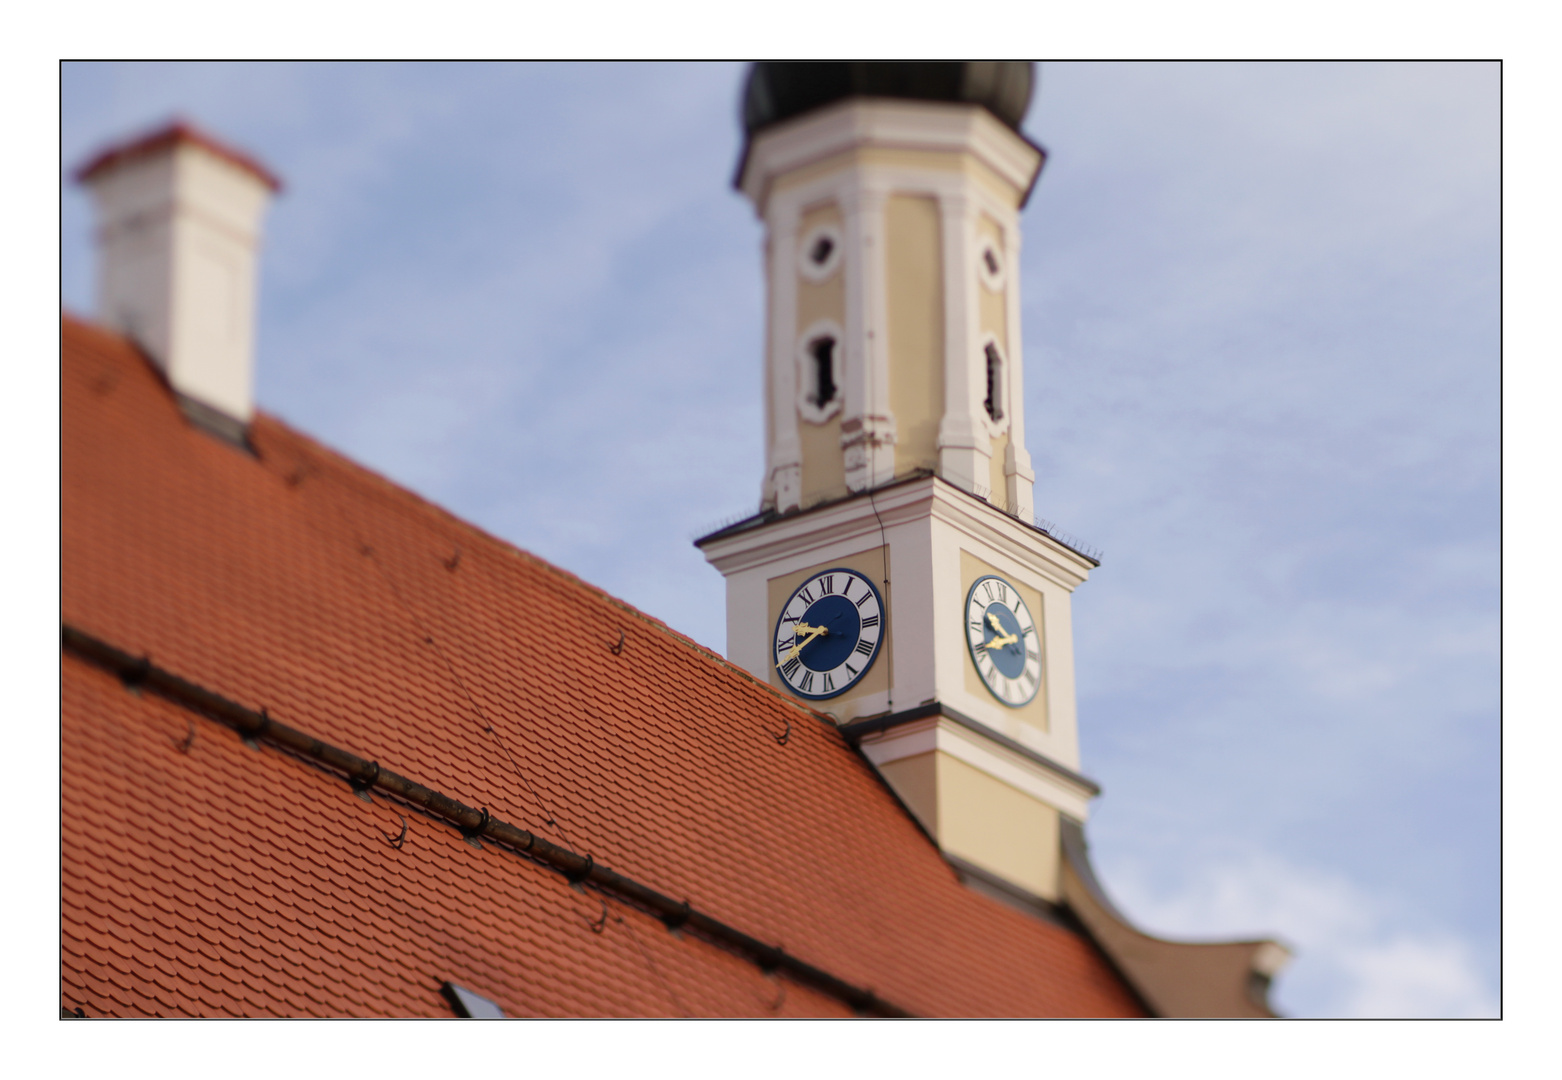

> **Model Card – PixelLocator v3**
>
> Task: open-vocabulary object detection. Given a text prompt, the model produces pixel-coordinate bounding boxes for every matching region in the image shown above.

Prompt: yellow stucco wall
[799,414,845,509]
[977,214,1009,348]
[885,194,944,479]
[796,203,847,507]
[959,549,1048,731]
[987,430,1011,510]
[766,546,891,714]
[873,748,1062,901]
[976,213,1011,506]
[936,751,1061,901]
[797,203,845,324]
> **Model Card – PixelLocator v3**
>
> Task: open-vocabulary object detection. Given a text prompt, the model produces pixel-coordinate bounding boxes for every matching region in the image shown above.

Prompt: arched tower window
[797,320,845,423]
[810,336,837,408]
[984,342,1005,422]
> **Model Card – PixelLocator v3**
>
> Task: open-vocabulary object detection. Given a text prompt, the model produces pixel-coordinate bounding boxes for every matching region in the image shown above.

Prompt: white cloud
[1100,851,1499,1018]
[1341,934,1499,1020]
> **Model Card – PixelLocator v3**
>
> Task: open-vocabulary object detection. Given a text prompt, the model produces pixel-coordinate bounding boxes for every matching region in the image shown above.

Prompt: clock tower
[698,63,1099,908]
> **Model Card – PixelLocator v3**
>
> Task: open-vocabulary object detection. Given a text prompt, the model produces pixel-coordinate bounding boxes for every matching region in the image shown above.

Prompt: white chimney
[76,121,280,441]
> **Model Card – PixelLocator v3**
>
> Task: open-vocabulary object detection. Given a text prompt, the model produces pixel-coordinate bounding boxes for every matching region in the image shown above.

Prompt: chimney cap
[74,118,283,193]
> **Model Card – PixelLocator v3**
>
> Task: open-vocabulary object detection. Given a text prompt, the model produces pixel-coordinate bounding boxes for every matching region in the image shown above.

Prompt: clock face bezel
[964,573,1042,708]
[772,567,885,701]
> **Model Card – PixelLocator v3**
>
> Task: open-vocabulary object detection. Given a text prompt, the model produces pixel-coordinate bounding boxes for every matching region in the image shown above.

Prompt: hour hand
[982,613,1018,650]
[787,622,828,661]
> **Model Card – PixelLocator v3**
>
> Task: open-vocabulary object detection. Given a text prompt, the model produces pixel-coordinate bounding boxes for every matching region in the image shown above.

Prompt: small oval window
[799,223,843,282]
[978,240,1005,292]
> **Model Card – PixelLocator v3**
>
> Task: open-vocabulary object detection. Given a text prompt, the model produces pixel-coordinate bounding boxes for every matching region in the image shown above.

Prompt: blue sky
[60,61,1500,1019]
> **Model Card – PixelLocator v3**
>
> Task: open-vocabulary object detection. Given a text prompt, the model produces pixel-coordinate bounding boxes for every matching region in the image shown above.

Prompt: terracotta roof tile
[62,314,1144,1017]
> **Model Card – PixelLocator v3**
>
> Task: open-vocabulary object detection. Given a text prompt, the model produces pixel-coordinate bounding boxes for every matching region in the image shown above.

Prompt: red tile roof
[61,313,1145,1017]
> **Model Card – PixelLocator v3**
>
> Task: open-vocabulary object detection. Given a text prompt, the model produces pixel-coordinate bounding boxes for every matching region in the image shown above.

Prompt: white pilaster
[840,186,896,492]
[937,190,991,494]
[1001,225,1036,518]
[767,202,803,512]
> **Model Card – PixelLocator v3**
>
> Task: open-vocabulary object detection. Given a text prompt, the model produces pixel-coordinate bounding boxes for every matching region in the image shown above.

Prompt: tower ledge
[737,96,1046,214]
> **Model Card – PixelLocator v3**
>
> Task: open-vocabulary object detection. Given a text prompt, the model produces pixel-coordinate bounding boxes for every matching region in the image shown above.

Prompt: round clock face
[965,574,1041,707]
[773,568,884,700]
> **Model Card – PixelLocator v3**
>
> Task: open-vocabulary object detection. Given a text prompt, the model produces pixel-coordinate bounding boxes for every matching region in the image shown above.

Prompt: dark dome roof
[742,62,1035,137]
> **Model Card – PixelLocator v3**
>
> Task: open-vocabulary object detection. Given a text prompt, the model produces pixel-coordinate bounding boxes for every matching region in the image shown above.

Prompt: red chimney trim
[73,119,283,193]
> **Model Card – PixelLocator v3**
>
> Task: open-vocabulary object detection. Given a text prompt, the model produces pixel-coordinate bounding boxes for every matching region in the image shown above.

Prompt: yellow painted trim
[795,203,847,505]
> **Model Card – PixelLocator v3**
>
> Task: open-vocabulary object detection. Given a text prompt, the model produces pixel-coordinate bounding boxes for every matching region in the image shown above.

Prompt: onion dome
[741,61,1035,138]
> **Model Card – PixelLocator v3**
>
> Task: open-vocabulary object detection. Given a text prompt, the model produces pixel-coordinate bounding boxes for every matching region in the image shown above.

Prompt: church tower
[698,63,1098,907]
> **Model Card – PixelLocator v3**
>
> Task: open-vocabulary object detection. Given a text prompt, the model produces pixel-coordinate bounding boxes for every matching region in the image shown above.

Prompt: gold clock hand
[787,623,828,661]
[982,611,1018,649]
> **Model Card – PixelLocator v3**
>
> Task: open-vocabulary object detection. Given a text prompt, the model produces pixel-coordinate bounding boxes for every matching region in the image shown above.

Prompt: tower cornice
[698,475,1094,591]
[738,98,1046,214]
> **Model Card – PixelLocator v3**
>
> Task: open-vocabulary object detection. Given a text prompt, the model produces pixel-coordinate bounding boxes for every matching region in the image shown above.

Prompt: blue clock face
[965,574,1041,707]
[773,568,884,700]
